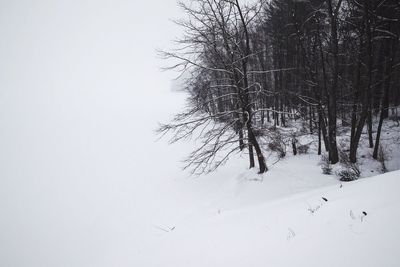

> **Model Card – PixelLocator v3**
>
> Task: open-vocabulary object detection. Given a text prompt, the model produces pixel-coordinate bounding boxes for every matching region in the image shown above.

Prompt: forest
[159,0,400,176]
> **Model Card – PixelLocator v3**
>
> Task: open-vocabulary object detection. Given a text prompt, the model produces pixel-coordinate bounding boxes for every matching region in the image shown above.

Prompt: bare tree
[158,0,268,174]
[159,0,400,175]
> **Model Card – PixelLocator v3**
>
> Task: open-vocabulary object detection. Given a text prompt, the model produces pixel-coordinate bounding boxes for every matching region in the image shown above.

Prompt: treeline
[159,0,400,174]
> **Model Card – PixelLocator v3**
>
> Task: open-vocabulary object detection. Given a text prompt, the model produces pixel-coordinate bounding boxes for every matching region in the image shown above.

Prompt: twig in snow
[287,228,296,241]
[153,225,176,233]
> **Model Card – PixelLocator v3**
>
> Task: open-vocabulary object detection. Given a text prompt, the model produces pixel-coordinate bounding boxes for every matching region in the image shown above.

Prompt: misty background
[0,1,201,265]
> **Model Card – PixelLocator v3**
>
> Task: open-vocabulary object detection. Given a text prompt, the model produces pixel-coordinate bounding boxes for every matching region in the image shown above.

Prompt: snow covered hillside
[128,154,398,267]
[142,167,400,267]
[1,1,399,267]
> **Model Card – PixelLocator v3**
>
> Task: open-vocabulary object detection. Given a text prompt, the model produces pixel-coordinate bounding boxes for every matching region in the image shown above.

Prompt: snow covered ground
[2,140,400,267]
[144,168,400,267]
[1,1,399,267]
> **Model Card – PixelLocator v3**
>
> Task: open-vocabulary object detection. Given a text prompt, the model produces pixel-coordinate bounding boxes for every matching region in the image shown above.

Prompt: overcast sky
[0,0,186,176]
[0,1,196,266]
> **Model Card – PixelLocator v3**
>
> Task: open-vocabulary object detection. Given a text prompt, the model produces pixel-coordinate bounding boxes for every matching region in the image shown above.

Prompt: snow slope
[143,168,400,267]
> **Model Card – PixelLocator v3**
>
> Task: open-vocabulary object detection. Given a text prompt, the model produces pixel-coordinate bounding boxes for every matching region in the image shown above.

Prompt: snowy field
[1,1,399,266]
[145,168,400,267]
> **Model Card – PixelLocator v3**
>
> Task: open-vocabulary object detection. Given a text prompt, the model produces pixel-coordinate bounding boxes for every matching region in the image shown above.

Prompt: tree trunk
[367,110,374,148]
[318,117,322,155]
[350,35,363,163]
[373,34,398,159]
[248,141,255,168]
[350,0,373,163]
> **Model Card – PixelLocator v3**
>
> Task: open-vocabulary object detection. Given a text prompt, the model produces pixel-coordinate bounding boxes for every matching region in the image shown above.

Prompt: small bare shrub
[268,132,286,158]
[299,121,308,134]
[298,144,310,154]
[336,169,357,181]
[331,145,362,181]
[388,114,400,126]
[268,140,286,158]
[336,164,361,182]
[377,146,388,173]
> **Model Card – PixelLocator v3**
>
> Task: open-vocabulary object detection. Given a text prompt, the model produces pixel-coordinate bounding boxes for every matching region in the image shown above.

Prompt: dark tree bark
[349,0,374,163]
[235,0,268,173]
[325,0,341,164]
[373,29,398,159]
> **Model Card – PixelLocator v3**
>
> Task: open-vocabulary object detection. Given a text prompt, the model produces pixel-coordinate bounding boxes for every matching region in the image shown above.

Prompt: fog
[0,1,196,266]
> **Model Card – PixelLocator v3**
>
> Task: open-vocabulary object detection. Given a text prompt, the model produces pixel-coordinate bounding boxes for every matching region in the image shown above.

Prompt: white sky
[0,0,187,180]
[0,1,195,266]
